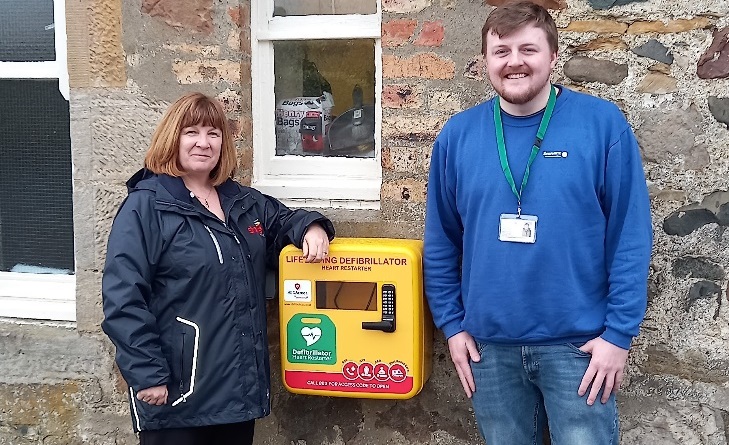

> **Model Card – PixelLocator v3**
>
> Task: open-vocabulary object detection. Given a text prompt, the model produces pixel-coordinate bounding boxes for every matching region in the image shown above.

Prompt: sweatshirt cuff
[600,328,633,350]
[442,320,464,340]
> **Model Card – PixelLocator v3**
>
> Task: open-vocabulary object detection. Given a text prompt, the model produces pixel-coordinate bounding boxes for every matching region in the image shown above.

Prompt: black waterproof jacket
[101,169,334,431]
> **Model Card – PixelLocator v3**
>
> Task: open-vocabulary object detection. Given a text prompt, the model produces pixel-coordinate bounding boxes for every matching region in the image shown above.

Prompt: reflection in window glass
[274,40,375,158]
[0,80,74,273]
[0,0,56,62]
[273,0,376,16]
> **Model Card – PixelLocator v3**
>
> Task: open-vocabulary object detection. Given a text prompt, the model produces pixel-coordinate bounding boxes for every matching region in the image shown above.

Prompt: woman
[101,92,334,445]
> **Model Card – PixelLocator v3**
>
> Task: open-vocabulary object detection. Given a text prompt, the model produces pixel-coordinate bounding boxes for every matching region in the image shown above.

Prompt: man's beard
[491,71,550,106]
[494,79,544,105]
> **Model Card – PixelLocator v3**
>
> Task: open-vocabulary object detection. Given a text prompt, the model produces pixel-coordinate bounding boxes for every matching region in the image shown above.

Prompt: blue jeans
[470,343,618,445]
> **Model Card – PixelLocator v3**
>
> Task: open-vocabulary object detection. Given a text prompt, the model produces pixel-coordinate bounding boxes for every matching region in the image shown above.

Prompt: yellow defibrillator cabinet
[279,238,432,399]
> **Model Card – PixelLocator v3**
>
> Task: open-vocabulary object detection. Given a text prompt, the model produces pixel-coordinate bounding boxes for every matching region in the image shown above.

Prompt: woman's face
[178,124,222,178]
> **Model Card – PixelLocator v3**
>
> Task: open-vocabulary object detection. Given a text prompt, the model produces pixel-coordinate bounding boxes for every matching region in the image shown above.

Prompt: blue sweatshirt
[424,86,652,350]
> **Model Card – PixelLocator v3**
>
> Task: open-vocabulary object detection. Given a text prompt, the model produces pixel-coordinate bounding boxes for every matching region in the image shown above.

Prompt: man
[423,1,652,444]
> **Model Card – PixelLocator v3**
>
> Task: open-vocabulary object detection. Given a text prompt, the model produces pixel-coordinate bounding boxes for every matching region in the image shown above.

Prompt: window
[0,0,75,321]
[251,0,382,209]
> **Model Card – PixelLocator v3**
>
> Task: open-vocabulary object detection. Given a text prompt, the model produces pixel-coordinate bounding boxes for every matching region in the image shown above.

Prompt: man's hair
[144,92,237,185]
[481,0,559,55]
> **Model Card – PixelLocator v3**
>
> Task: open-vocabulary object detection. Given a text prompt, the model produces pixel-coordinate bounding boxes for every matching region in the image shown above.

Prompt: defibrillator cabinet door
[279,239,430,400]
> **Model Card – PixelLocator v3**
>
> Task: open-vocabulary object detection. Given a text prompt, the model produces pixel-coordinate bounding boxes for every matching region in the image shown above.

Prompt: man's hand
[302,223,330,263]
[577,337,629,405]
[137,385,168,406]
[447,331,481,398]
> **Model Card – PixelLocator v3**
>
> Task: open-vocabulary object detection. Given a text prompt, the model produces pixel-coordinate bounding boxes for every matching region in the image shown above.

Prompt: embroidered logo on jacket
[248,220,264,236]
[542,151,568,158]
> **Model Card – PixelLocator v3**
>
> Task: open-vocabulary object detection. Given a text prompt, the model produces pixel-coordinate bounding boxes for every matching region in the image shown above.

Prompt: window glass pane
[316,281,378,311]
[274,0,376,16]
[0,0,56,62]
[274,39,375,158]
[0,80,74,273]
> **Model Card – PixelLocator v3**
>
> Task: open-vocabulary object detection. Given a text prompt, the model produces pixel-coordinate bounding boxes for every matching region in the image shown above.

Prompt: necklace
[200,187,214,208]
[191,186,215,208]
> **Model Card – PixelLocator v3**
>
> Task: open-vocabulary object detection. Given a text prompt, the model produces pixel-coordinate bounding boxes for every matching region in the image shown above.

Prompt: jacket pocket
[171,317,201,407]
[128,387,168,432]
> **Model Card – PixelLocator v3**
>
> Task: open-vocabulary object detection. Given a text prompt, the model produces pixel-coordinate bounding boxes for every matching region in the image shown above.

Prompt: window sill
[253,176,381,209]
[0,272,76,321]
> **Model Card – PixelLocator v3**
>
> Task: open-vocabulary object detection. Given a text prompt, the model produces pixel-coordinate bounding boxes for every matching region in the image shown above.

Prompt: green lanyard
[494,86,557,216]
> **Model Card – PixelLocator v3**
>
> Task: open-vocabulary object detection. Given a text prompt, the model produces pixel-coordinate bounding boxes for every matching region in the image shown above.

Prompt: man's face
[485,24,557,109]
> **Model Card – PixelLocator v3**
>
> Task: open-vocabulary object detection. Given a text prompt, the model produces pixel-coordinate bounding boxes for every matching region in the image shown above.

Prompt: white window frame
[251,1,382,209]
[0,0,75,321]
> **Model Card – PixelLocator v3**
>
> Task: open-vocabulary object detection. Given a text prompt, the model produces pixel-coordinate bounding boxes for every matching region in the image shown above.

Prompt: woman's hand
[302,223,330,263]
[136,385,168,406]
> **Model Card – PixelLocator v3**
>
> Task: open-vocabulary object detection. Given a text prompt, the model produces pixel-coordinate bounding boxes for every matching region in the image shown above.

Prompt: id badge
[499,214,538,243]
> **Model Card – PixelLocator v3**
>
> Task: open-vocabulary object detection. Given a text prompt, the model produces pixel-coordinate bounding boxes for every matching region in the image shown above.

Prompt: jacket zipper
[204,225,224,264]
[230,232,250,287]
[228,229,266,407]
[179,333,185,395]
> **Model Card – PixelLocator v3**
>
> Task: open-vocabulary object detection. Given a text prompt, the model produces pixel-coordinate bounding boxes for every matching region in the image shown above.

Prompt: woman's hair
[481,0,559,55]
[144,92,237,185]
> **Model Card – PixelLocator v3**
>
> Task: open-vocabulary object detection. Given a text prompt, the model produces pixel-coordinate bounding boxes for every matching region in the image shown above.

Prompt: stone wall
[2,0,729,443]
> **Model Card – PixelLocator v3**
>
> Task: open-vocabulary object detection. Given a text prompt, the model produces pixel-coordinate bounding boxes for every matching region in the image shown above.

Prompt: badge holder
[499,214,538,244]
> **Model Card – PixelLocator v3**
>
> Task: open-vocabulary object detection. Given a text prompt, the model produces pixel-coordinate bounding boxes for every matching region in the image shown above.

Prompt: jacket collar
[158,173,196,206]
[127,169,256,220]
[157,171,248,203]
